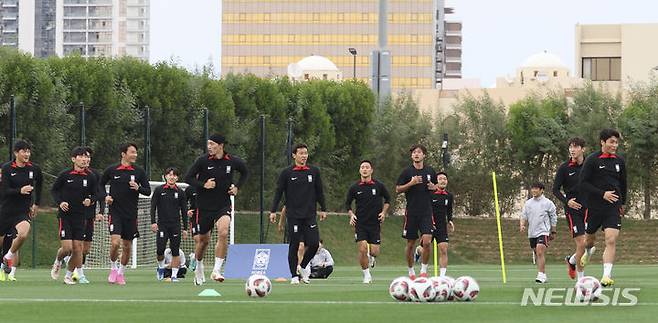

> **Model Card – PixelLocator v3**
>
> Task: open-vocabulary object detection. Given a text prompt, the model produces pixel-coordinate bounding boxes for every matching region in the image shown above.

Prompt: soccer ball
[389,277,412,302]
[443,276,456,300]
[429,276,453,302]
[409,277,436,302]
[574,276,602,302]
[245,274,272,298]
[452,276,480,301]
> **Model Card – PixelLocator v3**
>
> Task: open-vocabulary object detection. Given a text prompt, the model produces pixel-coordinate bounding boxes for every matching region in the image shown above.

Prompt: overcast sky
[150,0,658,86]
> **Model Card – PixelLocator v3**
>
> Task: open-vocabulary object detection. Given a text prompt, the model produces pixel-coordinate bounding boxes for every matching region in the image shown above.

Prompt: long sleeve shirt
[0,161,43,217]
[51,168,99,217]
[100,163,151,219]
[579,151,627,210]
[552,160,585,208]
[431,189,454,223]
[86,168,106,219]
[521,195,557,238]
[309,248,334,268]
[270,165,326,219]
[344,179,390,226]
[185,153,248,212]
[150,184,188,230]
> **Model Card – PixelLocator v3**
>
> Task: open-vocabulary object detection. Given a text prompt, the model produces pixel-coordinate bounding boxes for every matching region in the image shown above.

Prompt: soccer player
[430,172,455,277]
[51,147,100,285]
[151,167,188,282]
[185,134,248,285]
[579,129,626,287]
[269,143,327,284]
[345,160,390,283]
[552,137,587,280]
[100,143,151,285]
[520,182,557,284]
[396,144,437,279]
[0,140,43,278]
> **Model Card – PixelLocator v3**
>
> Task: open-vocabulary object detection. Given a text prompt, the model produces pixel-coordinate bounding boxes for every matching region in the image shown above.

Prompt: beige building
[575,23,658,89]
[221,0,462,89]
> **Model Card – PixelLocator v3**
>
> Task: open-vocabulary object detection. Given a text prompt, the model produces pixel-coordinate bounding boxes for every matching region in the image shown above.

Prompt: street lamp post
[348,48,357,79]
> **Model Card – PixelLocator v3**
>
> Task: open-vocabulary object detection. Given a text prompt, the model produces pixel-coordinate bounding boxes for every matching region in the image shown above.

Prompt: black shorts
[83,217,95,242]
[565,207,586,238]
[58,215,86,241]
[191,206,231,236]
[156,223,182,256]
[287,217,319,246]
[354,224,381,244]
[402,212,433,240]
[529,235,550,249]
[585,207,621,234]
[109,214,139,240]
[432,217,449,243]
[0,214,30,236]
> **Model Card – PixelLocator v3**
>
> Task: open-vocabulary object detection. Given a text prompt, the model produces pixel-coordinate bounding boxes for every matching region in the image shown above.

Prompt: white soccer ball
[389,277,412,302]
[245,274,272,298]
[452,276,480,301]
[429,276,453,302]
[443,276,456,300]
[409,277,436,302]
[574,276,602,302]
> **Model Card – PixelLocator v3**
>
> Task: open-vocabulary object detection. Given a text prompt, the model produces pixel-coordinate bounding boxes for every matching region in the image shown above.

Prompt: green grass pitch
[1,264,657,322]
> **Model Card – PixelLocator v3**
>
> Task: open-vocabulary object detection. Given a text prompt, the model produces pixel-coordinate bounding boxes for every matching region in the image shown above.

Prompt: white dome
[520,51,566,68]
[296,55,339,71]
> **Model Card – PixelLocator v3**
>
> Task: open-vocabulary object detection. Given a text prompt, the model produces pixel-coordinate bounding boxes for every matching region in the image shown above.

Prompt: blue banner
[224,244,290,279]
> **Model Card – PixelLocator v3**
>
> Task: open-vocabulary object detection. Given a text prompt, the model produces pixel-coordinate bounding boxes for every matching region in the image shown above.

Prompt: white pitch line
[0,298,657,306]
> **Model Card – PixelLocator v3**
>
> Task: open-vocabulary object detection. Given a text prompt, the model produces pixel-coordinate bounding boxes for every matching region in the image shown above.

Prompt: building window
[312,13,320,22]
[362,13,369,21]
[553,71,558,77]
[582,57,621,81]
[263,56,270,64]
[411,56,418,65]
[313,34,320,43]
[337,13,344,21]
[239,34,246,43]
[264,13,271,22]
[263,34,271,43]
[323,74,328,80]
[239,13,246,21]
[288,34,295,42]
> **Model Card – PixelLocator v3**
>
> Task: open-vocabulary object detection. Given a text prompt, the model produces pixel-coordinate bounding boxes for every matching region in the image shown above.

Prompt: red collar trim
[599,153,617,159]
[209,153,231,160]
[359,179,375,186]
[163,184,178,190]
[116,164,135,171]
[10,161,32,168]
[434,189,448,195]
[293,165,310,171]
[69,169,88,175]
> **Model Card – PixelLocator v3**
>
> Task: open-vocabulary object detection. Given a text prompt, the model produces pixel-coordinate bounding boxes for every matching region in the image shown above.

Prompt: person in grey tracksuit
[520,182,557,284]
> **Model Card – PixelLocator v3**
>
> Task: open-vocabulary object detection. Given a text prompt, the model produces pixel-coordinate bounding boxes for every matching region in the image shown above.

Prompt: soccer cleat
[7,274,16,282]
[156,267,165,281]
[116,273,126,285]
[2,256,12,274]
[362,275,372,284]
[601,276,615,287]
[535,273,547,284]
[290,277,300,285]
[193,276,204,286]
[78,276,90,284]
[409,274,416,280]
[108,268,119,284]
[414,245,422,264]
[51,263,61,280]
[63,276,76,285]
[189,254,197,271]
[210,271,225,282]
[300,266,311,284]
[368,255,376,269]
[565,255,576,280]
[170,277,179,283]
[580,246,596,267]
[72,270,79,282]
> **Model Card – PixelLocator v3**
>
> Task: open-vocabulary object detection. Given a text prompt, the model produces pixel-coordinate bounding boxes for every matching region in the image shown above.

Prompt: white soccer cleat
[300,266,311,284]
[51,263,61,280]
[210,271,225,282]
[580,246,596,267]
[363,275,372,284]
[535,273,547,284]
[64,276,76,285]
[290,277,300,285]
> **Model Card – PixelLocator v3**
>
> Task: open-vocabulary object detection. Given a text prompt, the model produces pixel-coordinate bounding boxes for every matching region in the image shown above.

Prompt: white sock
[4,250,13,259]
[76,267,84,277]
[586,247,593,255]
[65,270,73,278]
[603,263,613,277]
[408,267,415,276]
[54,258,61,266]
[213,257,224,273]
[157,259,165,269]
[363,268,370,277]
[172,268,179,279]
[569,254,577,265]
[197,260,204,273]
[440,267,447,277]
[577,271,584,279]
[63,255,71,264]
[118,264,125,275]
[10,267,16,275]
[111,261,118,270]
[420,263,428,274]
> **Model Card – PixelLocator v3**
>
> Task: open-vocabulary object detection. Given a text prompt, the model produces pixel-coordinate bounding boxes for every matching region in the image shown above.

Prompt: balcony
[445,43,461,50]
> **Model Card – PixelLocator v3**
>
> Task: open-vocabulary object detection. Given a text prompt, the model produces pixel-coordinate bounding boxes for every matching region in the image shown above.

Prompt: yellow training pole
[492,172,507,284]
[433,239,438,277]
